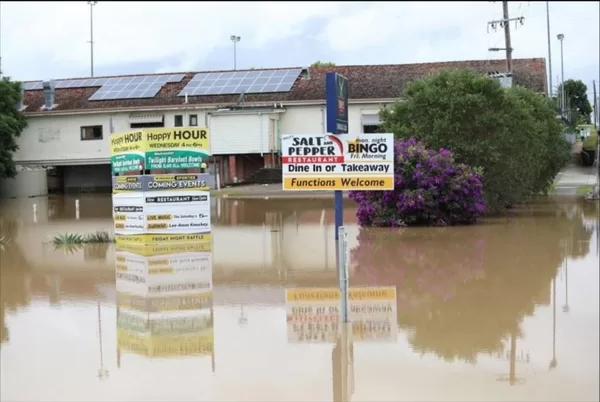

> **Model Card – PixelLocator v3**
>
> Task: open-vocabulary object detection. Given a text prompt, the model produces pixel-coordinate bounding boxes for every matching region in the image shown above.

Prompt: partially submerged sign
[281,133,395,191]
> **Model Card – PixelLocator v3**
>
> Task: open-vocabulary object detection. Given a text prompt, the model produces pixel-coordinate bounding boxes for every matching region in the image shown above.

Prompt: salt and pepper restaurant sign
[281,133,395,191]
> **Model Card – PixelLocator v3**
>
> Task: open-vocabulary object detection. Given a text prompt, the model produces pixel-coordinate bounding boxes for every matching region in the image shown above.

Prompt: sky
[0,1,598,99]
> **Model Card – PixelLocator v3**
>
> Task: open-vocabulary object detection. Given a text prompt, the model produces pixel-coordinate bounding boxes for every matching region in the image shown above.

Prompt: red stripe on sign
[282,156,344,164]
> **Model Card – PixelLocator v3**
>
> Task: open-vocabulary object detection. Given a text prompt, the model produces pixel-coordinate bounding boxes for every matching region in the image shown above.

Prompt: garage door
[209,114,269,154]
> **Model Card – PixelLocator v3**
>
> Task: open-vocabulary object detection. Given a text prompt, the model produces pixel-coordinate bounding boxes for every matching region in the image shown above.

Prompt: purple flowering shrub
[349,138,486,227]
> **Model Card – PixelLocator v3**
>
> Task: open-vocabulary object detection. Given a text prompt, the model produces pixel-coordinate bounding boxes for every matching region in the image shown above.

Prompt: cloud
[1,1,598,94]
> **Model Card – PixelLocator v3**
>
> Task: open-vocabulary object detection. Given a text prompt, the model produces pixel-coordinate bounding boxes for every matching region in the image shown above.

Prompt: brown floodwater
[0,195,598,402]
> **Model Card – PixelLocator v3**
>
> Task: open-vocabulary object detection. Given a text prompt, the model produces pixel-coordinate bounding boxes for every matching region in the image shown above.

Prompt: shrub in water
[349,138,486,227]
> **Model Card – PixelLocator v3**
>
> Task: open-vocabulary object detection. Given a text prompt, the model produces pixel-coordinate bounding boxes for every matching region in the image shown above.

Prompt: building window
[362,125,380,134]
[189,114,198,126]
[174,115,183,127]
[81,125,103,141]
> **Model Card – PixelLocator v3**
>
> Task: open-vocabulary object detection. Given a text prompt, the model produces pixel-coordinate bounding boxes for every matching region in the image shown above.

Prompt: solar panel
[178,68,302,97]
[23,82,43,90]
[88,75,174,101]
[24,74,185,100]
[24,78,109,90]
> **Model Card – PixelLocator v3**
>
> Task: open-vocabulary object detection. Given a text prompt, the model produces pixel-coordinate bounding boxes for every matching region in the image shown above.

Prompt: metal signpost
[325,72,349,241]
[337,226,349,322]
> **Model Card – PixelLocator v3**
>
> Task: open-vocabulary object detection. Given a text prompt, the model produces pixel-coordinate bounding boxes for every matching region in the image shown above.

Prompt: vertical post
[233,41,237,70]
[593,81,598,129]
[33,204,38,224]
[337,226,349,323]
[502,1,512,74]
[88,2,97,77]
[75,199,80,220]
[559,37,565,117]
[545,1,553,98]
[325,72,349,241]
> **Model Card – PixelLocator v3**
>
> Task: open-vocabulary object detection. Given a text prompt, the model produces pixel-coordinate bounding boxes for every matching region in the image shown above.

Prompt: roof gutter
[16,158,110,166]
[23,98,399,118]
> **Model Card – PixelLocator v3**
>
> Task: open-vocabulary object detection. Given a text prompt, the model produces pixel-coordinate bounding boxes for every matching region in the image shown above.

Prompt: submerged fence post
[33,204,38,224]
[337,226,349,323]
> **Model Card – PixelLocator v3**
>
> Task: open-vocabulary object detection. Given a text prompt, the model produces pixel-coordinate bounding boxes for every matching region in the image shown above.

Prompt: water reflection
[0,197,598,401]
[115,242,214,366]
[350,200,597,367]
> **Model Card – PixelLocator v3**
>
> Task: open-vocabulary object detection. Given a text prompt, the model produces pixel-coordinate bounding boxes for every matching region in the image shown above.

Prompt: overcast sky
[1,1,598,97]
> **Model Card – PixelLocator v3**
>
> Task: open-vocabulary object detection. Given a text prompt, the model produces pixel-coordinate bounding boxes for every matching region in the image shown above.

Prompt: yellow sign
[110,130,145,155]
[283,177,393,191]
[117,329,214,357]
[147,214,173,220]
[146,223,169,230]
[110,128,211,156]
[115,233,212,246]
[286,287,397,302]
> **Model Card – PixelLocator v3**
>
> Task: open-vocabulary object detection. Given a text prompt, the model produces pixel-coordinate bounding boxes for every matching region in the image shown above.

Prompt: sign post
[337,226,349,323]
[325,72,349,240]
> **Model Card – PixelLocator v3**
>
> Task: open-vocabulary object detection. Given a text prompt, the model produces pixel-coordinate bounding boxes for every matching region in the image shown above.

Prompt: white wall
[15,104,388,165]
[209,113,274,155]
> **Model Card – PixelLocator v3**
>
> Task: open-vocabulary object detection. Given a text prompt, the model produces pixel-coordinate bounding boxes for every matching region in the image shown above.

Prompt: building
[9,58,546,195]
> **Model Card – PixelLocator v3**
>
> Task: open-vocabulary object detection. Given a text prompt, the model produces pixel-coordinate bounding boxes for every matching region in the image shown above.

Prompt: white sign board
[281,133,395,191]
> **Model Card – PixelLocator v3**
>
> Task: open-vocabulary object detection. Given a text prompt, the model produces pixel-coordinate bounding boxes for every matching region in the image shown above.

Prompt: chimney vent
[42,80,56,110]
[18,86,25,111]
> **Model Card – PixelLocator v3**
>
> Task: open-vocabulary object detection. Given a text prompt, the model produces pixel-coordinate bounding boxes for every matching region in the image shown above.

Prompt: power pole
[88,1,98,77]
[487,2,524,75]
[545,1,553,98]
[502,1,512,73]
[593,81,598,129]
[0,1,3,77]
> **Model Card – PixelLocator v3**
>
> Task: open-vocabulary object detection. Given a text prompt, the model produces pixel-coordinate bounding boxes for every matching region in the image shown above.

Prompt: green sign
[111,153,145,174]
[146,150,210,170]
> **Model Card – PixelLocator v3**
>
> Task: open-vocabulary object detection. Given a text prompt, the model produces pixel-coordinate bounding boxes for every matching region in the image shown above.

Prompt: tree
[311,61,336,68]
[380,69,570,212]
[0,76,28,179]
[558,79,593,126]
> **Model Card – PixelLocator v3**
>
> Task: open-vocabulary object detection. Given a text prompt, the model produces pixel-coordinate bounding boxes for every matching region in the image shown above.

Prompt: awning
[361,113,381,126]
[129,114,164,124]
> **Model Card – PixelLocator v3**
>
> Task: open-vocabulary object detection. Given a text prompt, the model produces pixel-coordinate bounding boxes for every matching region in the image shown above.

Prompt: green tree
[558,79,593,126]
[311,61,336,68]
[0,76,28,178]
[380,69,570,212]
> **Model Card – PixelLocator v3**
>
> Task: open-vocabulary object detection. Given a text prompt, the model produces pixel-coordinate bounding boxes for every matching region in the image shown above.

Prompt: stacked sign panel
[110,127,214,245]
[111,128,215,362]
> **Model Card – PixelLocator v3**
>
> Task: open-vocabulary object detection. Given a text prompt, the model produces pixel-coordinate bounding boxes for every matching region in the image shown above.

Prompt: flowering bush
[349,138,486,227]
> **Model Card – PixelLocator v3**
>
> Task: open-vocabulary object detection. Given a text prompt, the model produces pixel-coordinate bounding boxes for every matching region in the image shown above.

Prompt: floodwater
[0,195,599,402]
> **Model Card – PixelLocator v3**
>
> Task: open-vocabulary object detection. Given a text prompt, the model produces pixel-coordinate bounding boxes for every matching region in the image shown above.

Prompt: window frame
[174,115,184,127]
[80,125,104,141]
[189,114,198,127]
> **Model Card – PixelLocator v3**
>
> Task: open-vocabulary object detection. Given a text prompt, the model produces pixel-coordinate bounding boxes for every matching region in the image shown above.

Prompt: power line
[487,1,525,74]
